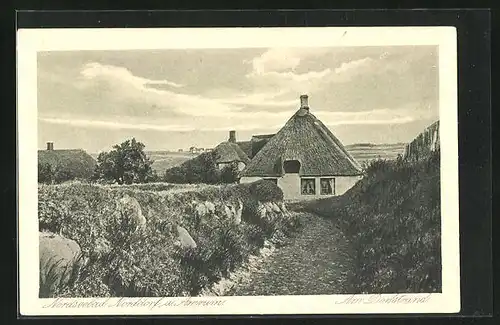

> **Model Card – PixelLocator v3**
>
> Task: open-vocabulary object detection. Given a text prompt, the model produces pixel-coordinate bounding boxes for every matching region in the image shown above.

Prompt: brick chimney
[229,130,236,143]
[46,141,54,151]
[300,94,309,110]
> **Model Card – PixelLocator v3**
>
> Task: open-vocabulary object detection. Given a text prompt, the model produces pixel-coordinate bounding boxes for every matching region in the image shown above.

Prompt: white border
[17,26,459,315]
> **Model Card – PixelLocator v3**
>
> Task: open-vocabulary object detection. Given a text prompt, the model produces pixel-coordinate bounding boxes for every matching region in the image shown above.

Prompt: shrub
[246,179,284,202]
[241,224,265,252]
[163,152,243,185]
[163,152,222,184]
[220,162,239,183]
[38,163,53,184]
[38,179,298,297]
[163,166,188,184]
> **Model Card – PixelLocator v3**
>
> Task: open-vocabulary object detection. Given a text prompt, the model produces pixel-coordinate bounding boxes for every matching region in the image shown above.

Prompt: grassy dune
[38,180,302,298]
[345,143,406,165]
[148,151,198,173]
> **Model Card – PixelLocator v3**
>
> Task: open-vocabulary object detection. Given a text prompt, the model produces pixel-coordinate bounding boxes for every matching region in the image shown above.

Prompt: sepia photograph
[18,26,459,315]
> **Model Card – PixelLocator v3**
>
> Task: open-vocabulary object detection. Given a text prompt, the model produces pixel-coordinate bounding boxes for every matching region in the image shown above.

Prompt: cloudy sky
[37,46,438,153]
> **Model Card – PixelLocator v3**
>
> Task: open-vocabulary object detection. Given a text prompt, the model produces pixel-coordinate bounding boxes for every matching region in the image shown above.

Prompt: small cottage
[235,133,275,159]
[212,131,251,171]
[240,95,364,200]
[38,141,97,183]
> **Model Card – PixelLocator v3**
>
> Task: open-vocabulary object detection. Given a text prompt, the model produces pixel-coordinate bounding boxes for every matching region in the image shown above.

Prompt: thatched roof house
[38,142,96,183]
[235,133,275,159]
[240,95,363,200]
[235,140,252,158]
[213,132,251,171]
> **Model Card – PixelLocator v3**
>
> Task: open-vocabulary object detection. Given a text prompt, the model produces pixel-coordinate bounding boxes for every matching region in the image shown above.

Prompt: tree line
[38,138,238,185]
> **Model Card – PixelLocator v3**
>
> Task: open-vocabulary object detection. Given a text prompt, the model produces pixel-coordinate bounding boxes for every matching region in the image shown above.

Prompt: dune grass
[39,180,301,297]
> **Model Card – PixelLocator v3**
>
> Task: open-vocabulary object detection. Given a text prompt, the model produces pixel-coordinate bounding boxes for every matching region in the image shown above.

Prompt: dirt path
[225,212,353,296]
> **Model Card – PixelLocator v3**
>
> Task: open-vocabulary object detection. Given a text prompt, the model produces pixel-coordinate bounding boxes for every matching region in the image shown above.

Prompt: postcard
[17,26,459,315]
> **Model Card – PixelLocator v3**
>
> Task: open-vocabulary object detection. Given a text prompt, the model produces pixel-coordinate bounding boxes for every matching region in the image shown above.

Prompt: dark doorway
[283,160,300,173]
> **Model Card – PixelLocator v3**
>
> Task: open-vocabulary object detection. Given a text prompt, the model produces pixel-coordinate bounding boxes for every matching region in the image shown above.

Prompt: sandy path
[225,212,353,296]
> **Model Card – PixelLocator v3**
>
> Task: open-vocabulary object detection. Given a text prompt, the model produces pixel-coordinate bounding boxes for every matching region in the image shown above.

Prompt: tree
[220,162,239,184]
[38,162,53,184]
[93,138,155,185]
[53,164,76,184]
[163,152,222,184]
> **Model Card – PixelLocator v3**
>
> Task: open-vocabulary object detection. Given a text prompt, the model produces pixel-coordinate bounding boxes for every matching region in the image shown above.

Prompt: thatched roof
[38,149,97,179]
[250,134,275,158]
[252,134,275,141]
[241,108,363,177]
[236,134,276,159]
[213,142,251,164]
[236,141,252,158]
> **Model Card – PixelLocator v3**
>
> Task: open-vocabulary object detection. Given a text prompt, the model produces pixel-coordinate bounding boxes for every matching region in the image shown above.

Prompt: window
[320,178,335,195]
[264,178,278,185]
[301,178,316,195]
[283,160,300,173]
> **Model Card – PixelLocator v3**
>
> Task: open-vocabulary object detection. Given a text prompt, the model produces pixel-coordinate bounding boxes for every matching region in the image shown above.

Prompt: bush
[38,163,53,184]
[163,152,222,184]
[246,179,284,202]
[38,180,297,297]
[220,162,239,183]
[163,153,242,185]
[302,150,441,293]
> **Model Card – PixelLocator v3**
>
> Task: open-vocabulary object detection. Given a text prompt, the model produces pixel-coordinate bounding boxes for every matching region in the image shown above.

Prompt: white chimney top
[300,94,309,109]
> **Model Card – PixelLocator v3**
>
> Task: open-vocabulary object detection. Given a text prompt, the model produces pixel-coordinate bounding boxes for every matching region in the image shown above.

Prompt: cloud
[39,47,437,139]
[334,57,373,74]
[80,62,185,88]
[314,105,436,126]
[245,58,374,96]
[39,117,197,132]
[216,90,297,107]
[246,47,333,73]
[39,104,434,135]
[76,62,297,117]
[245,46,377,97]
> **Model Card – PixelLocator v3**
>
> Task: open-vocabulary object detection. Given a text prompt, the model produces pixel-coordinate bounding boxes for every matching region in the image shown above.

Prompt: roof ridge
[242,109,362,177]
[214,141,251,164]
[308,113,363,171]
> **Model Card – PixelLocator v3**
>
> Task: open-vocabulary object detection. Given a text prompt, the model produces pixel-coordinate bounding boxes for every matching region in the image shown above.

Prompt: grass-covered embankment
[39,180,301,298]
[300,151,441,293]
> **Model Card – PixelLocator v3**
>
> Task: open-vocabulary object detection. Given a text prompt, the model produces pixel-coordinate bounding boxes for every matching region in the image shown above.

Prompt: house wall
[217,162,246,171]
[240,175,363,200]
[333,175,364,196]
[279,174,302,199]
[240,176,262,183]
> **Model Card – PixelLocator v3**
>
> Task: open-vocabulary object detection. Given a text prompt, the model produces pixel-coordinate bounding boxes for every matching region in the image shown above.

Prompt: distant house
[240,95,364,200]
[213,131,251,171]
[38,141,97,183]
[189,146,209,154]
[235,133,275,159]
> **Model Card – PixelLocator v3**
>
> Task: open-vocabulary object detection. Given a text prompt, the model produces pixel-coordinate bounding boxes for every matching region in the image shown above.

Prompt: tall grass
[39,180,301,297]
[301,151,441,293]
